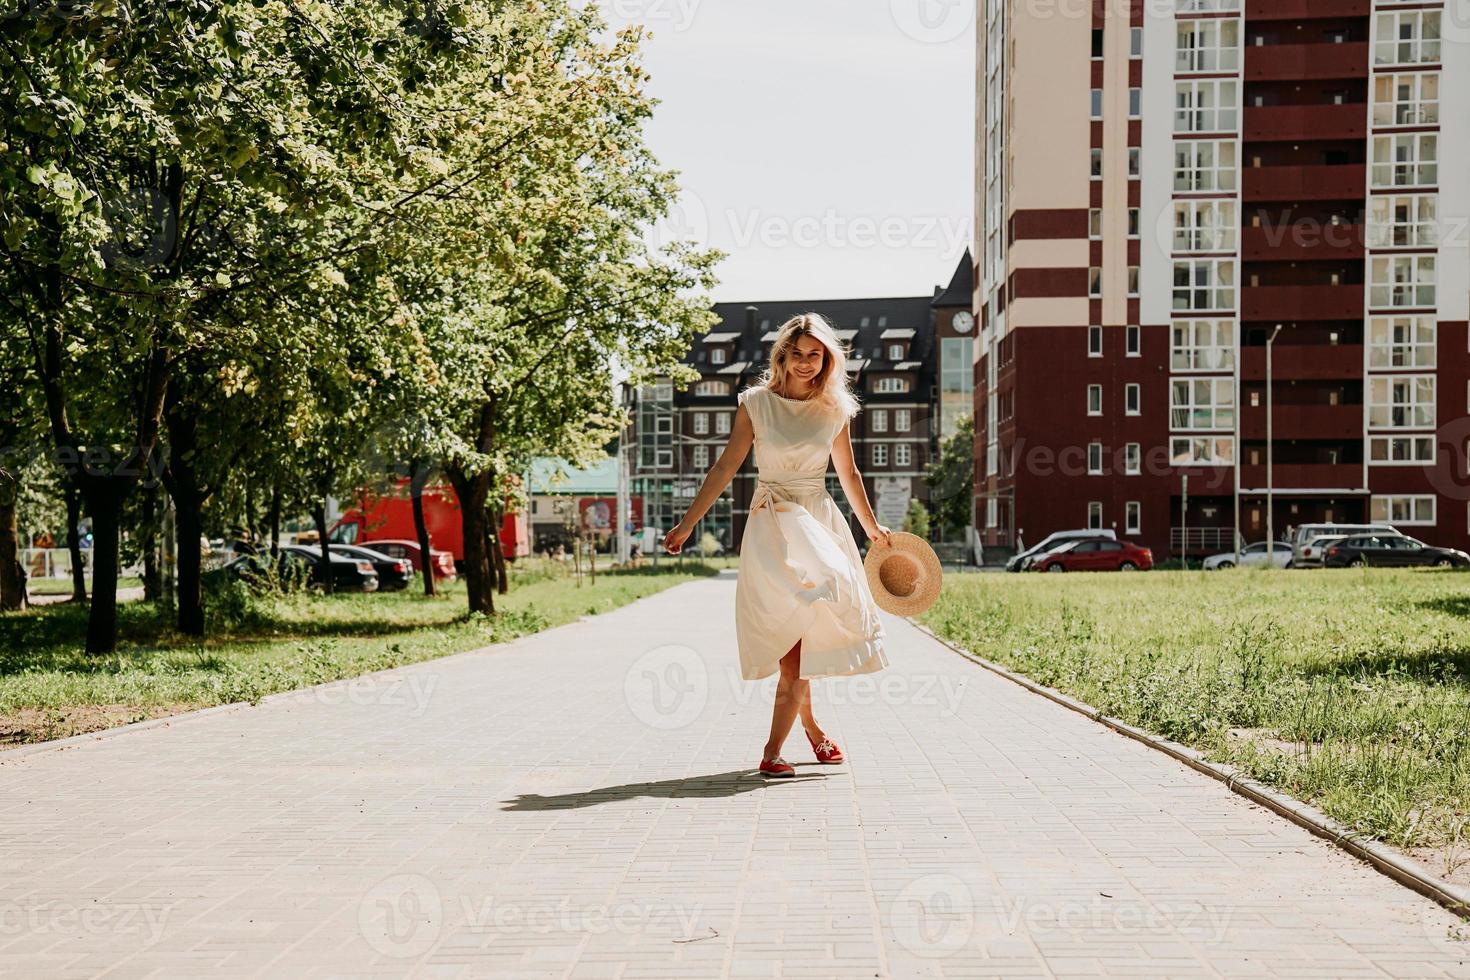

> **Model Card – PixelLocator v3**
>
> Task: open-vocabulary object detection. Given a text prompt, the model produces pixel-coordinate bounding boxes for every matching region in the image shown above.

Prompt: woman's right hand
[663,521,692,555]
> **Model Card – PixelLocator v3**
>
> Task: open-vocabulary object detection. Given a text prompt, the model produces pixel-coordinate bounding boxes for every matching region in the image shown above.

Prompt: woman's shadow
[501,767,833,810]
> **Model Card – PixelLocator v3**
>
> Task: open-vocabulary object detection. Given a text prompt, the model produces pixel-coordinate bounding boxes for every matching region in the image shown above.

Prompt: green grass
[0,559,720,745]
[27,575,144,596]
[922,567,1470,871]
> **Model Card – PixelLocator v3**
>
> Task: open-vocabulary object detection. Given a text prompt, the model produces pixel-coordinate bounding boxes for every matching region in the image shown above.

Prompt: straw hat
[863,531,943,617]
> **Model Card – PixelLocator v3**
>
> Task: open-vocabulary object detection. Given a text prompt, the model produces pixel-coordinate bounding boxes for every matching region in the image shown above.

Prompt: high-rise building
[974,0,1470,559]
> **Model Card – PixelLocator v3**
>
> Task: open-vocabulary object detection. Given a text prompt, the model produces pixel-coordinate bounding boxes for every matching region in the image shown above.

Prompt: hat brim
[863,531,944,617]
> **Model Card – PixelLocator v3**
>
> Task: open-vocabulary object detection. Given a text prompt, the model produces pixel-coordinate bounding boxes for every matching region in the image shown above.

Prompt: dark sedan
[328,544,413,591]
[280,545,380,591]
[1323,535,1470,569]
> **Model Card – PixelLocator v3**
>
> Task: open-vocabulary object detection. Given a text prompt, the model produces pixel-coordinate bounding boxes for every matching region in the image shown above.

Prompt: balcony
[1246,0,1369,19]
[1239,463,1363,490]
[1241,223,1364,261]
[1243,103,1366,142]
[1242,165,1365,203]
[1245,43,1369,82]
[1240,343,1363,381]
[1240,404,1363,441]
[1242,285,1362,321]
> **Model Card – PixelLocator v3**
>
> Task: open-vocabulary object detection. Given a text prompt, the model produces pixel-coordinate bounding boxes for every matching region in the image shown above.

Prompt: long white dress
[734,384,889,681]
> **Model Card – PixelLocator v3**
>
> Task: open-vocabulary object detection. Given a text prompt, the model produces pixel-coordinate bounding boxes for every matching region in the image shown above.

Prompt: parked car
[1202,541,1293,571]
[1296,533,1356,569]
[1290,522,1397,567]
[352,538,458,582]
[1006,528,1117,572]
[280,545,379,592]
[1323,535,1470,569]
[328,544,413,591]
[1033,538,1153,572]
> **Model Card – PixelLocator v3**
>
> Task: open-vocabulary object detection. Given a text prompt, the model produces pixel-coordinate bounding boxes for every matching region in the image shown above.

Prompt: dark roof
[931,249,974,308]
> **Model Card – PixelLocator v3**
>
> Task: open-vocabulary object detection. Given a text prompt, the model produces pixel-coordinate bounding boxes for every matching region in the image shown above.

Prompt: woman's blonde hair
[748,312,861,421]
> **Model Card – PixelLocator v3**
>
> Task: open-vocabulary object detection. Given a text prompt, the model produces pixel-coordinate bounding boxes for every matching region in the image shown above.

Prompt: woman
[663,312,893,778]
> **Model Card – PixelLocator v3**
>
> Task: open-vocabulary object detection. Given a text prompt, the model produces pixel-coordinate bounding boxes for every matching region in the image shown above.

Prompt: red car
[1034,538,1153,572]
[346,538,458,581]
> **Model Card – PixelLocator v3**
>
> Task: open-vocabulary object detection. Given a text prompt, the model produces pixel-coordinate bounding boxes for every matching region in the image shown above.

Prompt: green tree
[924,413,974,541]
[902,498,930,540]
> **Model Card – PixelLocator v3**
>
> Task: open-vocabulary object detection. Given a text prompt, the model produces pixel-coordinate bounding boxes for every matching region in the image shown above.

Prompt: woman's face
[786,334,826,386]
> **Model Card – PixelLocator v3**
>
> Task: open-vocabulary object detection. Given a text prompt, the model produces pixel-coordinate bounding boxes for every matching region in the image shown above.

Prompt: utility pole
[1181,473,1189,570]
[1266,324,1283,557]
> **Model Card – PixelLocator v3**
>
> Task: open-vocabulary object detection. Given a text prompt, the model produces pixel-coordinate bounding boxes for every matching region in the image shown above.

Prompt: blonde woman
[663,313,893,777]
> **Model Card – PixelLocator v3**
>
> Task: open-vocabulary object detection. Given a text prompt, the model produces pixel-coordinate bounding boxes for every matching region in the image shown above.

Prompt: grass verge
[1,559,720,747]
[921,567,1470,883]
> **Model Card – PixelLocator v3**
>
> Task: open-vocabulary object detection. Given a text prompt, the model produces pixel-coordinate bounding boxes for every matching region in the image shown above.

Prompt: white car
[1202,541,1293,570]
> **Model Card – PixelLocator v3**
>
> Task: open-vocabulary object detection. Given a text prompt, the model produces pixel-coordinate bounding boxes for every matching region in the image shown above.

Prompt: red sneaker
[806,731,845,764]
[758,756,795,778]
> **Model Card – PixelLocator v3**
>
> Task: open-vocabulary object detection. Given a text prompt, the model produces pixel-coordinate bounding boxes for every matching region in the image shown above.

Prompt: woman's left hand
[867,523,893,547]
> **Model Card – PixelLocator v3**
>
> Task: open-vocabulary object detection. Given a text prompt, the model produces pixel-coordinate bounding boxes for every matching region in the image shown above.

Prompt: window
[1128,267,1140,297]
[1174,140,1237,193]
[1172,321,1235,371]
[695,379,730,396]
[986,497,999,528]
[709,347,727,366]
[1129,148,1141,177]
[887,343,904,360]
[873,377,910,393]
[1373,72,1439,127]
[1177,0,1240,12]
[895,409,911,431]
[1171,377,1235,429]
[1089,208,1103,239]
[1371,494,1435,525]
[1088,501,1103,529]
[1367,194,1437,249]
[1369,254,1435,309]
[715,412,730,435]
[1174,80,1238,133]
[872,408,888,433]
[1368,375,1435,428]
[1125,383,1141,415]
[1372,133,1437,188]
[1130,27,1142,58]
[1088,325,1103,357]
[1091,148,1103,179]
[1088,384,1103,416]
[1369,435,1434,463]
[1170,436,1234,465]
[871,443,889,466]
[1124,443,1141,475]
[1126,501,1141,534]
[1172,259,1235,311]
[1091,88,1104,119]
[1128,208,1140,238]
[1374,9,1441,66]
[1369,316,1435,369]
[1176,19,1240,73]
[1172,200,1237,252]
[1126,324,1141,357]
[1092,27,1105,59]
[693,444,709,468]
[1089,267,1103,298]
[693,412,709,434]
[1088,442,1103,474]
[895,443,912,467]
[1129,88,1142,118]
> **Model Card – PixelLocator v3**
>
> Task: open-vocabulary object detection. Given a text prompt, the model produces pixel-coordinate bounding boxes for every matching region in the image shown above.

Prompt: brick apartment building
[973,0,1470,559]
[626,254,974,553]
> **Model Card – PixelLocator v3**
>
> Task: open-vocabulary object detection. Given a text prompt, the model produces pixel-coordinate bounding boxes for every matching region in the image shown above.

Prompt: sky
[599,0,976,303]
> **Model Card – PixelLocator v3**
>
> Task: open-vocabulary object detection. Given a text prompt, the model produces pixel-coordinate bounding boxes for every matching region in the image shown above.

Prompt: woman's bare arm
[664,403,754,553]
[831,419,893,546]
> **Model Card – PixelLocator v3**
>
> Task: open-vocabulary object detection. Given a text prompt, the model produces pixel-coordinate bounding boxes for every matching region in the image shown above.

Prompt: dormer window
[887,343,904,360]
[711,347,727,365]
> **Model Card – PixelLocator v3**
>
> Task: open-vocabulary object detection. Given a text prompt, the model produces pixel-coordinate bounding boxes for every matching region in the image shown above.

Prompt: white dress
[734,385,889,681]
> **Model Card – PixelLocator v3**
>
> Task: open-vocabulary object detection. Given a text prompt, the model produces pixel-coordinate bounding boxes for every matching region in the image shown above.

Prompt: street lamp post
[1265,324,1283,557]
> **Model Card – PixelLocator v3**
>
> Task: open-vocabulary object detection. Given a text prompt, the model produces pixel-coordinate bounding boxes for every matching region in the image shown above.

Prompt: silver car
[1202,541,1293,570]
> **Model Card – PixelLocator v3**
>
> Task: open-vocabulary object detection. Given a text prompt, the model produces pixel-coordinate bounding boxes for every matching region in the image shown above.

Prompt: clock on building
[952,310,974,333]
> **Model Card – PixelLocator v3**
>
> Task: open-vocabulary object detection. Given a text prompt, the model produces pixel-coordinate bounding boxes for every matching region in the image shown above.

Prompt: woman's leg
[763,639,808,761]
[798,683,828,743]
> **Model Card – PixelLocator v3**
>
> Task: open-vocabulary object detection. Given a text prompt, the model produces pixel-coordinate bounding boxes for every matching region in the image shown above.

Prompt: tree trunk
[488,508,509,595]
[0,492,24,611]
[268,480,281,558]
[446,465,494,614]
[409,460,436,597]
[312,502,334,594]
[139,484,161,603]
[174,487,205,635]
[65,479,87,603]
[83,479,126,654]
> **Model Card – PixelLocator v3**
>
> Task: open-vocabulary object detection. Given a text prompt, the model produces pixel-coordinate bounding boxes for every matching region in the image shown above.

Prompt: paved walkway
[2,571,1468,978]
